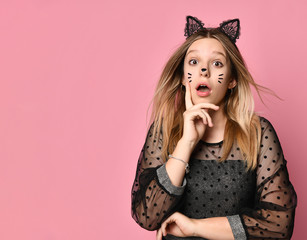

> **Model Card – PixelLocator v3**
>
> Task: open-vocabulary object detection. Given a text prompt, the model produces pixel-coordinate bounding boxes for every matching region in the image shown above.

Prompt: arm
[132,94,217,231]
[235,117,297,239]
[196,216,234,240]
[157,212,235,240]
[131,122,191,230]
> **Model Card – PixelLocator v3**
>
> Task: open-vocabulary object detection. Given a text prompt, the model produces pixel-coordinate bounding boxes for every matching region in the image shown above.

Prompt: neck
[201,104,227,143]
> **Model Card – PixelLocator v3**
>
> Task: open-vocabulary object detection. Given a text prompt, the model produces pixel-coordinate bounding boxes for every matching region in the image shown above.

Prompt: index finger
[185,81,194,110]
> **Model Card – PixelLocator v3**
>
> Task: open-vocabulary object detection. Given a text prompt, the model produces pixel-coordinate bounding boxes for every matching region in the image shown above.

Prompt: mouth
[196,82,212,97]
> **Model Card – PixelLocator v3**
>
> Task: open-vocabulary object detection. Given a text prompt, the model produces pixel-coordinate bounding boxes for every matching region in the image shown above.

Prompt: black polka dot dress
[131,117,297,240]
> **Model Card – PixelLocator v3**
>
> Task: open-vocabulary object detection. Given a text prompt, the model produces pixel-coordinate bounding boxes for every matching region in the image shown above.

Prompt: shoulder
[145,120,163,144]
[257,115,282,149]
[258,115,273,127]
[257,116,278,136]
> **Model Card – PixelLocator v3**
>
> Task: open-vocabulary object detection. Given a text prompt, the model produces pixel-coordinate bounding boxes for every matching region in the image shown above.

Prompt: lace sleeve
[131,122,187,231]
[239,117,297,239]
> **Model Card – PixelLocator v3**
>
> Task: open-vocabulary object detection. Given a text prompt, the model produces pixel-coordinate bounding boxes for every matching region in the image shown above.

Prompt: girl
[131,16,297,240]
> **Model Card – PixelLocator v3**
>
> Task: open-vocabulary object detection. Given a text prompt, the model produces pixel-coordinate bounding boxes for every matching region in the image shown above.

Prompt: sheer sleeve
[238,117,297,239]
[131,122,187,230]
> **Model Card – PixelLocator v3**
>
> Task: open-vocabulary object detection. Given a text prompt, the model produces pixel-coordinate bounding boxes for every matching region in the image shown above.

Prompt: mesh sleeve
[239,117,297,239]
[131,122,186,231]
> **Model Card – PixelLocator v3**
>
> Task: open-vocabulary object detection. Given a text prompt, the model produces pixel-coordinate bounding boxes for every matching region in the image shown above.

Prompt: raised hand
[181,81,219,146]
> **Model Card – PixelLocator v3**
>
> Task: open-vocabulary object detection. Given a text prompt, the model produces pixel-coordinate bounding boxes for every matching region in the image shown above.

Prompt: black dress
[131,117,297,240]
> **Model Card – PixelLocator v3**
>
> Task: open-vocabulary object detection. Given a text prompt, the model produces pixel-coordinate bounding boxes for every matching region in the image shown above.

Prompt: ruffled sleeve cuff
[156,163,186,196]
[226,215,247,240]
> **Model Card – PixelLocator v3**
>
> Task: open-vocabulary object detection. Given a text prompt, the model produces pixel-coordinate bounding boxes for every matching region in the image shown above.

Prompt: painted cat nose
[201,68,207,72]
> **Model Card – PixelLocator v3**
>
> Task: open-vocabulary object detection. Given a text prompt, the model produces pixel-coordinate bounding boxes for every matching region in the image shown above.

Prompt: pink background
[0,0,305,239]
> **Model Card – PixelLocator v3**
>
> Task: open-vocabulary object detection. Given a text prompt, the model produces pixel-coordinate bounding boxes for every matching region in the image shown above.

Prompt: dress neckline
[200,139,224,146]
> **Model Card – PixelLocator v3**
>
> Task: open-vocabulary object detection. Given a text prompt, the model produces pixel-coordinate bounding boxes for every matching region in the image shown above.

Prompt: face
[182,38,237,106]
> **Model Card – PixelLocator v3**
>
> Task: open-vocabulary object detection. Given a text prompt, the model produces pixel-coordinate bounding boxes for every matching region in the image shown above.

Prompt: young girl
[131,16,297,240]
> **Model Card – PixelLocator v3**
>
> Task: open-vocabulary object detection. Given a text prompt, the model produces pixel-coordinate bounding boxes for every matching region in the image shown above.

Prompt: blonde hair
[146,29,272,171]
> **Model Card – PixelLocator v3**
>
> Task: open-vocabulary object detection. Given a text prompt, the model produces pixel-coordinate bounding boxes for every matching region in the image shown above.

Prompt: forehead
[186,38,227,58]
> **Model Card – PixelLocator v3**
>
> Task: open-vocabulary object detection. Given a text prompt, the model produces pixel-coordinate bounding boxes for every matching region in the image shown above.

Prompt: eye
[189,59,198,65]
[213,61,223,67]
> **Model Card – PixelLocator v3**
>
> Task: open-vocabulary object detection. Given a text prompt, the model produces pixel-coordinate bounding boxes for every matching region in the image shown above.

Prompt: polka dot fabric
[180,158,256,220]
[240,117,297,239]
[131,117,297,239]
[131,123,179,231]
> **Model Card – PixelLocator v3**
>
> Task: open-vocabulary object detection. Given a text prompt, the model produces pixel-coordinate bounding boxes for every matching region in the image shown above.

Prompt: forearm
[194,217,234,240]
[133,176,185,230]
[165,138,195,186]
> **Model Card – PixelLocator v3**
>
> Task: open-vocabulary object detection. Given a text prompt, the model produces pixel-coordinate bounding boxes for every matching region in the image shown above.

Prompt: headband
[184,16,241,44]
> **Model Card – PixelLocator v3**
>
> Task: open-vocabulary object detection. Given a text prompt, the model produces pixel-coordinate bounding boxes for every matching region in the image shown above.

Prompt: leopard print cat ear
[184,16,205,38]
[218,19,241,44]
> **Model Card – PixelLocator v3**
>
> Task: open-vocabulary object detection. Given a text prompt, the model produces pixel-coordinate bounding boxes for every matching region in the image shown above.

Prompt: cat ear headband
[184,15,241,44]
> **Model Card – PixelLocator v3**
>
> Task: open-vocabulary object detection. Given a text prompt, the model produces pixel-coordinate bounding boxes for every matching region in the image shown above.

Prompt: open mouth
[196,83,211,97]
[197,84,210,93]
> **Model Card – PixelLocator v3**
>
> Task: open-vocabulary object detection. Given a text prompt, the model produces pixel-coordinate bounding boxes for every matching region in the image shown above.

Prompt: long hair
[146,29,272,171]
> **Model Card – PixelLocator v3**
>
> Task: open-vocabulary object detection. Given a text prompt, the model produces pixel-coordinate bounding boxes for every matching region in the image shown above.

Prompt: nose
[201,68,209,77]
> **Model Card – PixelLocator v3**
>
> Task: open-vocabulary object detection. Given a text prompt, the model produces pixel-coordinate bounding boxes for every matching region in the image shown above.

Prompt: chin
[193,97,214,104]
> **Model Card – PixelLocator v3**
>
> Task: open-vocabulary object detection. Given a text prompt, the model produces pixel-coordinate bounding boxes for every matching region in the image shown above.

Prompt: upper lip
[195,82,211,91]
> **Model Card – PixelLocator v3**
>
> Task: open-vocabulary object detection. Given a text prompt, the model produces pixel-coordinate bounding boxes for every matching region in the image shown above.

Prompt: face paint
[218,73,224,84]
[188,72,192,82]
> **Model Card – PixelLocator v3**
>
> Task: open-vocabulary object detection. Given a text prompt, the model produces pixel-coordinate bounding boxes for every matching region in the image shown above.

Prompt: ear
[219,18,240,43]
[184,16,205,38]
[228,78,237,89]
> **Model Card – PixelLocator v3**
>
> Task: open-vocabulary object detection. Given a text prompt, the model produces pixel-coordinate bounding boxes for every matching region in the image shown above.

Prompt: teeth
[197,84,209,92]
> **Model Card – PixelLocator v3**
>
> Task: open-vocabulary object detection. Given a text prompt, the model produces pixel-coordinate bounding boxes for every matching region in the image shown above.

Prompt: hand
[181,81,219,146]
[156,212,198,240]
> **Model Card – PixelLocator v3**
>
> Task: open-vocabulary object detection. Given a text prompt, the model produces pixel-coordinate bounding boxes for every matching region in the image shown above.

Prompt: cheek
[216,72,225,84]
[214,68,231,85]
[184,67,197,83]
[184,66,195,75]
[187,73,192,82]
[213,84,229,101]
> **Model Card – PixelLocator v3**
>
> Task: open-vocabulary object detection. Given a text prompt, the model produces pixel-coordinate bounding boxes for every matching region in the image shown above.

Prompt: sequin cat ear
[184,16,205,38]
[218,19,241,44]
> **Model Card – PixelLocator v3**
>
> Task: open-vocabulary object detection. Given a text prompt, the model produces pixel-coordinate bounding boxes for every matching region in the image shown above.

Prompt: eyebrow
[187,50,226,59]
[212,51,226,58]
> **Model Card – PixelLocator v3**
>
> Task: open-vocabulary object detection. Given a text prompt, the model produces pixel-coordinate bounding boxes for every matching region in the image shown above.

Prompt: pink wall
[0,0,305,239]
